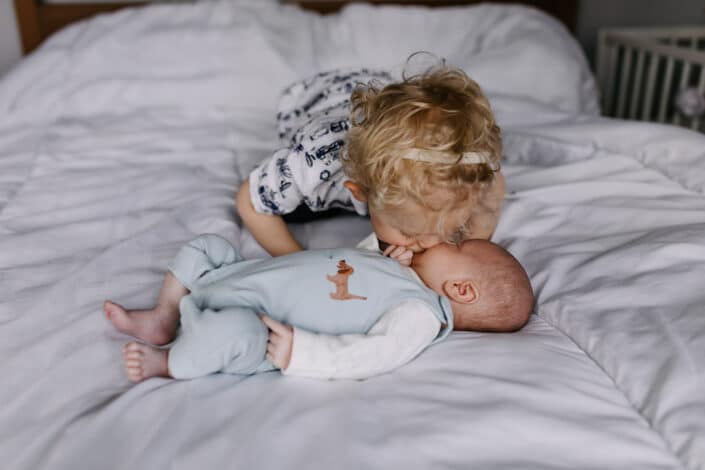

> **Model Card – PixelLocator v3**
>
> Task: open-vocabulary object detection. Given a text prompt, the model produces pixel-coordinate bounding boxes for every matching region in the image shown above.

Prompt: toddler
[104,234,533,382]
[236,59,504,264]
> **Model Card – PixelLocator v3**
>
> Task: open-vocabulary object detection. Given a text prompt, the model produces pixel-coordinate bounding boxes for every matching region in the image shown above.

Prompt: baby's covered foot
[104,300,178,346]
[123,342,171,383]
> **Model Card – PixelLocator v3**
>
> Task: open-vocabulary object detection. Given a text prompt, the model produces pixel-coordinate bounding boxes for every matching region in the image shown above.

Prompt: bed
[1,1,704,469]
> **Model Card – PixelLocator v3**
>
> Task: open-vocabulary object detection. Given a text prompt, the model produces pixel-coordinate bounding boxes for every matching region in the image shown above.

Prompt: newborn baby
[105,234,533,382]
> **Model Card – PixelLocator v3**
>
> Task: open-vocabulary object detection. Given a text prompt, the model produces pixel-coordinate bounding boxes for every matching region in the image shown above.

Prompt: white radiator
[596,26,705,132]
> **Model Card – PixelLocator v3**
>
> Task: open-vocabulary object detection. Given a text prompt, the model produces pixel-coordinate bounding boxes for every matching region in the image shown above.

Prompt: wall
[0,0,22,77]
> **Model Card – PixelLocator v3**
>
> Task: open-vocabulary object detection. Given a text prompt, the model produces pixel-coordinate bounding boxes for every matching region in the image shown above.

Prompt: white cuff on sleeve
[284,327,326,376]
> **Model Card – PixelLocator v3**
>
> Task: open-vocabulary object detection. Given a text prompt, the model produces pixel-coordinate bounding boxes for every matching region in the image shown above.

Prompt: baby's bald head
[412,240,534,332]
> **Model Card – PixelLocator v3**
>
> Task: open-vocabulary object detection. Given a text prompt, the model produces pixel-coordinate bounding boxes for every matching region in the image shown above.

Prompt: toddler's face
[369,203,470,253]
[369,209,440,252]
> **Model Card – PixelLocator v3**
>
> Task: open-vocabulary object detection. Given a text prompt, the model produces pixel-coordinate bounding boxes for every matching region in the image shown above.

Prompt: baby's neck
[408,264,440,294]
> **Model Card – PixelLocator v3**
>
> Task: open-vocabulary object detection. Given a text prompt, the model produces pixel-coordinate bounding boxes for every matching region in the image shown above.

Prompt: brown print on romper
[326,260,367,301]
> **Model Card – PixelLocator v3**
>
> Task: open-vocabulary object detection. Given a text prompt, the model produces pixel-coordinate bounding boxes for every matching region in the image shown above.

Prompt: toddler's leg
[123,342,171,383]
[105,271,187,345]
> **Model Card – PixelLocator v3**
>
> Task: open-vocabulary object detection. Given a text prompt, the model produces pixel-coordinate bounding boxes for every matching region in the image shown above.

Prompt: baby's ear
[442,280,479,304]
[343,181,367,202]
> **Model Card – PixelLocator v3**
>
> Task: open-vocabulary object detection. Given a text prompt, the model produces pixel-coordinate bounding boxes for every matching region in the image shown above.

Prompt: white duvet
[0,1,703,469]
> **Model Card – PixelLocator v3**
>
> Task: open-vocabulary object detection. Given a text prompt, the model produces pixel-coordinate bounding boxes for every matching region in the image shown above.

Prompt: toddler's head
[342,62,503,252]
[412,240,534,332]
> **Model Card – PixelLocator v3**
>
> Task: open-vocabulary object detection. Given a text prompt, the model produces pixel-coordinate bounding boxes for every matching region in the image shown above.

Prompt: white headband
[401,148,497,168]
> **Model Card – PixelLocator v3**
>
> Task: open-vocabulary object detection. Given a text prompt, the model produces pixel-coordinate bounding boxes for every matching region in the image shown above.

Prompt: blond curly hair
[342,64,502,241]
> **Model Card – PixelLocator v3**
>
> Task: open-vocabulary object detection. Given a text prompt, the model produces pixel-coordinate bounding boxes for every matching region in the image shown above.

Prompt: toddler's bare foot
[104,300,177,346]
[123,342,171,383]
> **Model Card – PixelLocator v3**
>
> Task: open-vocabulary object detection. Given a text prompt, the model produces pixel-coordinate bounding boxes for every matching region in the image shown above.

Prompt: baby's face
[410,242,465,291]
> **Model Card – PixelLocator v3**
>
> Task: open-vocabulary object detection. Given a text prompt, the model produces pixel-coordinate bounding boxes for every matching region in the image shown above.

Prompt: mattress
[0,1,703,469]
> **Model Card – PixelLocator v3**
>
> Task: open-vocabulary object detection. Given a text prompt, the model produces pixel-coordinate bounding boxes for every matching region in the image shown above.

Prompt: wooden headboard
[13,0,578,55]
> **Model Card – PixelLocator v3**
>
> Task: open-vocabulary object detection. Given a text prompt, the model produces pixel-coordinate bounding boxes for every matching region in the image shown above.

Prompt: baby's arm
[382,244,414,267]
[264,300,441,380]
[236,179,303,256]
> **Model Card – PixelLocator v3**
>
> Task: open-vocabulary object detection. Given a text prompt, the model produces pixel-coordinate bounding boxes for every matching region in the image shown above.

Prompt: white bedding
[1,1,703,469]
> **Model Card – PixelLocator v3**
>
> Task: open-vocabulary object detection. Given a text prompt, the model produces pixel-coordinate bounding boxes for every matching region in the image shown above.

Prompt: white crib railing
[596,26,705,132]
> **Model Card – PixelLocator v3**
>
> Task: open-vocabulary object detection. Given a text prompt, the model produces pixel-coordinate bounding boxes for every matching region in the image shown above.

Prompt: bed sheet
[2,108,703,470]
[1,2,704,470]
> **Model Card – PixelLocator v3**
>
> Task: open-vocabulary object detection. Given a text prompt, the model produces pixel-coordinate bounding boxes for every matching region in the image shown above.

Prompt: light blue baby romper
[166,234,453,378]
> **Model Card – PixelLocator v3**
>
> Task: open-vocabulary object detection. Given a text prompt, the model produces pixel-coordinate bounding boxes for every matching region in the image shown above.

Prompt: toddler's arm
[273,299,441,380]
[236,179,303,256]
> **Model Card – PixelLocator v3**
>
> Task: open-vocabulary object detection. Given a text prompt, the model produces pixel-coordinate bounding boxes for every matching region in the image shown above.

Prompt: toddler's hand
[383,245,414,266]
[260,314,294,370]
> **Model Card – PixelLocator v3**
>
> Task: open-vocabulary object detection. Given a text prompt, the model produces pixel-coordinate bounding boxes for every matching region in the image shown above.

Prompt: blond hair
[343,63,502,241]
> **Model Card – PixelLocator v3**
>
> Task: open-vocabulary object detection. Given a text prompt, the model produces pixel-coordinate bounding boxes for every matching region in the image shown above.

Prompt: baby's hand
[383,245,414,267]
[260,314,294,370]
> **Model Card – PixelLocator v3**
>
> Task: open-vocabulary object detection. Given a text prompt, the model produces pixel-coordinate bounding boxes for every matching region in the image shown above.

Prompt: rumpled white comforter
[0,2,703,470]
